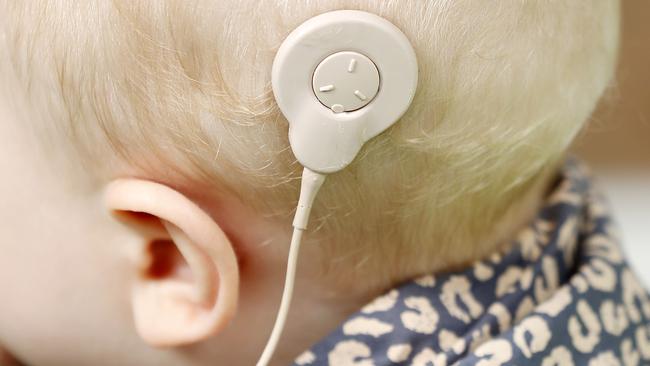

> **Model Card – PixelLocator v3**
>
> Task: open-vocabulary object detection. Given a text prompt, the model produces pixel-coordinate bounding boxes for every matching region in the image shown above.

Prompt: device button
[312,51,380,113]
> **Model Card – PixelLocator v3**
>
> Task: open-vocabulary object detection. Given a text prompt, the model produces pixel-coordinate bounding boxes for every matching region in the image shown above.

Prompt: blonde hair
[1,1,619,287]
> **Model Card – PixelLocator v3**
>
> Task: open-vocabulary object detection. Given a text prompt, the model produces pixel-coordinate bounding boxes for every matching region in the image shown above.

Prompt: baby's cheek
[0,202,138,365]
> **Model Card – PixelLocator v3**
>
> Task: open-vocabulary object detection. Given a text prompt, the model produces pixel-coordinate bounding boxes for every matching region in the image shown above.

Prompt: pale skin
[0,81,556,366]
[0,92,374,364]
[0,0,623,362]
[0,14,565,366]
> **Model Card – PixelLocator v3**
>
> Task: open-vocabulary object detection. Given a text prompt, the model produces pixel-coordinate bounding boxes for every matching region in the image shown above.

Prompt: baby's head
[0,1,619,365]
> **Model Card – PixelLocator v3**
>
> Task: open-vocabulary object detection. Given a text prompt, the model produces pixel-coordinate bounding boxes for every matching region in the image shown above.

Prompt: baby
[1,1,647,365]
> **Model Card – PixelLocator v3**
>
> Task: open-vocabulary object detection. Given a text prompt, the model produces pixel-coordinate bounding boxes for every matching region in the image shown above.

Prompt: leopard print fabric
[293,161,650,366]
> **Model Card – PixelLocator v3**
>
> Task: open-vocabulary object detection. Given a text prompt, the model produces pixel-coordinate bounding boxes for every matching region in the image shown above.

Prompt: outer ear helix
[104,178,239,347]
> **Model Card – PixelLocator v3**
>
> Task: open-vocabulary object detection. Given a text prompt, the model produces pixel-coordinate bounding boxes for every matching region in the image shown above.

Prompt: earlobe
[104,179,239,347]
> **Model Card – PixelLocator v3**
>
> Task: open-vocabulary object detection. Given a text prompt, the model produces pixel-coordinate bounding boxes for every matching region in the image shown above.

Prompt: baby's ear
[103,179,239,347]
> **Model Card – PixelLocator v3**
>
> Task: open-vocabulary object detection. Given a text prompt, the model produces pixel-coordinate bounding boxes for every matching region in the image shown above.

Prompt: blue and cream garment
[293,161,650,366]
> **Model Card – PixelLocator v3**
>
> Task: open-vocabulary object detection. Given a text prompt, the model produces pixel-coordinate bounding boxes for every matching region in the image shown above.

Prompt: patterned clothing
[293,161,650,366]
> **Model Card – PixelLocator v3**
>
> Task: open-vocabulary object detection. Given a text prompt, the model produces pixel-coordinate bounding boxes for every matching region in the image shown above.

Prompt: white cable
[255,227,303,366]
[256,168,326,366]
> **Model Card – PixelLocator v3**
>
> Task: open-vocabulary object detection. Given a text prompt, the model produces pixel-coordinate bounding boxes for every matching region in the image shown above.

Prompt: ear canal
[144,237,190,281]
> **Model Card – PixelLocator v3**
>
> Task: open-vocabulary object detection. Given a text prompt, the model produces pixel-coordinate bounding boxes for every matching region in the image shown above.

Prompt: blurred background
[572,1,649,282]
